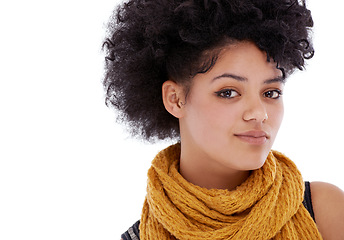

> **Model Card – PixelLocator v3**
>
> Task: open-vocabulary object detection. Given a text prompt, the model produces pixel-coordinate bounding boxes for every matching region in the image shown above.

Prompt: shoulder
[310,181,344,240]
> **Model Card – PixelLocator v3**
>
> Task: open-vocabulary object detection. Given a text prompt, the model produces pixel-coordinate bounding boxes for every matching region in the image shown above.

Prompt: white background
[0,0,343,239]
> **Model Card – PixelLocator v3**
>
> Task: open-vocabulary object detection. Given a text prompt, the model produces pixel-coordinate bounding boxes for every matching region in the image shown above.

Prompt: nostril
[243,110,268,122]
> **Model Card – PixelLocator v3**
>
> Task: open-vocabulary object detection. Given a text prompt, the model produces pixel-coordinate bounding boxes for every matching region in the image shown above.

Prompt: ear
[162,80,185,119]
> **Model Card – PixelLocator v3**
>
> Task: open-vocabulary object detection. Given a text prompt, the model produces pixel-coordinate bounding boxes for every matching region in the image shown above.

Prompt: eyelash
[264,89,283,99]
[215,89,240,99]
[215,89,283,99]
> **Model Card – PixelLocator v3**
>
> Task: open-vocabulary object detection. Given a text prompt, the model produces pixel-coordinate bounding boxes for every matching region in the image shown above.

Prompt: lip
[234,131,269,145]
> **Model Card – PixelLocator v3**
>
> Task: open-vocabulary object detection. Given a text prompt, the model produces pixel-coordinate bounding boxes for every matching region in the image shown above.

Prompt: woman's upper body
[102,0,344,239]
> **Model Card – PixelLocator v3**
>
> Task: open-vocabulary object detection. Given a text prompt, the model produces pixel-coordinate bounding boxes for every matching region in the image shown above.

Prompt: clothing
[303,181,316,221]
[122,220,140,240]
[123,144,322,239]
[121,182,316,240]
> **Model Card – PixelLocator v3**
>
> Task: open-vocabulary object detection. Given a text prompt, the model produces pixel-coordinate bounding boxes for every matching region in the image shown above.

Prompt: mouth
[234,131,269,145]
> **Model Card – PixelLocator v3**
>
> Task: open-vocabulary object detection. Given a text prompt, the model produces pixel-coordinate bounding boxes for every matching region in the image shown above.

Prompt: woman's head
[163,41,285,171]
[103,0,313,141]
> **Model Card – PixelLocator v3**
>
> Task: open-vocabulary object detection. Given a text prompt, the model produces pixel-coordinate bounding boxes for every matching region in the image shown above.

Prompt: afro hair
[102,0,314,141]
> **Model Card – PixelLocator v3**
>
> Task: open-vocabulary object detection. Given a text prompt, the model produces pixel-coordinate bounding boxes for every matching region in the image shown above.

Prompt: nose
[242,98,268,123]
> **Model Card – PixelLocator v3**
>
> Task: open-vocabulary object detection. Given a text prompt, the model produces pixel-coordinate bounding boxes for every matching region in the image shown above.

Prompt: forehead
[201,41,284,81]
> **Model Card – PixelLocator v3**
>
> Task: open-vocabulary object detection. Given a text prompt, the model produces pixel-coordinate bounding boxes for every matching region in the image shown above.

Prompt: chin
[241,151,270,170]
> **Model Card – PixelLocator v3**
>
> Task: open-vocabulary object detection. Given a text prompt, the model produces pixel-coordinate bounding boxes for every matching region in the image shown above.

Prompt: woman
[103,0,344,239]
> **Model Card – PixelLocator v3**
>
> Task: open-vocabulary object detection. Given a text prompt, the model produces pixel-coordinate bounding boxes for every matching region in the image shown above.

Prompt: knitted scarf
[140,143,322,240]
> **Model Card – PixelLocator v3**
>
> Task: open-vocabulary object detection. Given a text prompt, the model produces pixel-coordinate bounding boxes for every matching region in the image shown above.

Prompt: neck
[180,164,250,190]
[179,144,251,190]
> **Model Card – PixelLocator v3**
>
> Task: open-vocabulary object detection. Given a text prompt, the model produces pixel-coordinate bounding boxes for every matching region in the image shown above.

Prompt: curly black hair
[102,0,314,142]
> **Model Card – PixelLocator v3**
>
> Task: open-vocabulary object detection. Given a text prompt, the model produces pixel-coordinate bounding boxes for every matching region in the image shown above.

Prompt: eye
[215,89,240,99]
[264,90,283,99]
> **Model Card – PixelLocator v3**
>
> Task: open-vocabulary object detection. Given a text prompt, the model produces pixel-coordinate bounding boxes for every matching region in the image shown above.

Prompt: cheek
[268,102,284,131]
[192,101,242,138]
[186,100,233,132]
[210,104,242,129]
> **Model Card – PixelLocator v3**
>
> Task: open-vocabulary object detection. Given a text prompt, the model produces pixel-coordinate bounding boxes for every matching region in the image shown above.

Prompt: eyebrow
[212,73,286,84]
[212,73,247,82]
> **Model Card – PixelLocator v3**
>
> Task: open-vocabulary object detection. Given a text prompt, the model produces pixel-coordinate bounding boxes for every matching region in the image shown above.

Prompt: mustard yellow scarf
[140,143,322,239]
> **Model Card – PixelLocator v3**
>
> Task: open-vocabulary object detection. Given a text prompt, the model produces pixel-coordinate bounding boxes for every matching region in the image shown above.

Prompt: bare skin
[311,182,344,239]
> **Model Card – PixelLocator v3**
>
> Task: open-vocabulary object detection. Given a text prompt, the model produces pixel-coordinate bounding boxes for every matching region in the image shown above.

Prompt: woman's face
[179,41,284,172]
